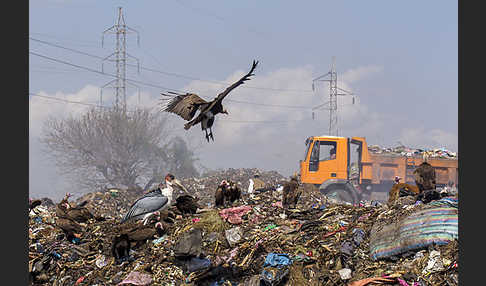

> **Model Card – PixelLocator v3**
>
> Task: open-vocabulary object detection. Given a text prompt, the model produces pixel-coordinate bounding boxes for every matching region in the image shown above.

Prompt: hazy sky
[29,0,457,200]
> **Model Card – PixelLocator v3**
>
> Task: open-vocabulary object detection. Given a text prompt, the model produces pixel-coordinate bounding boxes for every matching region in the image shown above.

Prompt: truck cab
[300,135,458,204]
[300,135,367,204]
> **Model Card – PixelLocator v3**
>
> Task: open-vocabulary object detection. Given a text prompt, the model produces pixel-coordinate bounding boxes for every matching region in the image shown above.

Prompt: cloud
[397,127,458,151]
[176,64,387,175]
[341,65,384,83]
[30,63,455,200]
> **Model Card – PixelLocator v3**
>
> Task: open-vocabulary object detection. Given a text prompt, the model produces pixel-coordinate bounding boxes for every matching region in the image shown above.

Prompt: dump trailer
[299,135,458,204]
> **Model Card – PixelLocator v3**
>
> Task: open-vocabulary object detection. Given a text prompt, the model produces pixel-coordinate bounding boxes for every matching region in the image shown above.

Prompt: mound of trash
[28,168,458,286]
[367,144,457,159]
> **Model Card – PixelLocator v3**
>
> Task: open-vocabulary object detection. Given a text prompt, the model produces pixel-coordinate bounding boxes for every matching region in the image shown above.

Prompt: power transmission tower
[100,7,140,114]
[312,56,355,136]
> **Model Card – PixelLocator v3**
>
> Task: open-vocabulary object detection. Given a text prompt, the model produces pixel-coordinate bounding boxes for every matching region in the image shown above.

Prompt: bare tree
[40,107,196,192]
[165,136,200,179]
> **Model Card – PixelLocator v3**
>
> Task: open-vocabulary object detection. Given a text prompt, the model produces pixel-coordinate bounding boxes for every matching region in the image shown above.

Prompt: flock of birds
[29,60,309,265]
[30,170,302,264]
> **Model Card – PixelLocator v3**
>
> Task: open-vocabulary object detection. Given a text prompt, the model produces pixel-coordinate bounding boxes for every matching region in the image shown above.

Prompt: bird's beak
[172,179,188,192]
[223,109,228,115]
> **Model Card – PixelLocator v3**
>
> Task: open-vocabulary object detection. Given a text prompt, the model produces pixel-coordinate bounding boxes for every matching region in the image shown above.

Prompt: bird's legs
[209,127,214,141]
[204,129,210,142]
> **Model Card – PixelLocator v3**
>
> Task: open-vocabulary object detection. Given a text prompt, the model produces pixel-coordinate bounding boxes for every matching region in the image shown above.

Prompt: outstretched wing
[160,92,208,121]
[211,60,259,105]
[187,60,259,128]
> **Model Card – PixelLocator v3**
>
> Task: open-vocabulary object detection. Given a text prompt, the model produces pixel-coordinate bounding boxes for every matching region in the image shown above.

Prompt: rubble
[29,168,459,286]
[367,144,457,159]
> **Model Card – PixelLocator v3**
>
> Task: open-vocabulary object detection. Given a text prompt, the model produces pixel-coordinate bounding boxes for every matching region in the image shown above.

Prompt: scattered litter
[28,168,458,285]
[117,271,152,285]
[338,268,352,280]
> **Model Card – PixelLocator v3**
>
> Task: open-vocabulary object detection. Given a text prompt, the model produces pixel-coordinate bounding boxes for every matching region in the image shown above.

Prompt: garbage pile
[29,168,458,286]
[175,168,288,209]
[368,145,457,159]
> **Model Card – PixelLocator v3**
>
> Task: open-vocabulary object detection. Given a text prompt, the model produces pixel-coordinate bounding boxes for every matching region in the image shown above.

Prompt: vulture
[111,233,131,263]
[29,199,42,212]
[413,162,436,192]
[112,221,165,262]
[175,195,200,215]
[282,175,300,209]
[161,60,259,142]
[121,174,187,223]
[122,221,165,242]
[56,217,83,242]
[56,193,95,223]
[225,180,241,204]
[215,180,229,208]
[214,180,240,207]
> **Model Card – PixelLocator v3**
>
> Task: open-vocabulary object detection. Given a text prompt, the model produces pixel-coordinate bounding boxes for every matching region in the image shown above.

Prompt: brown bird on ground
[175,195,200,215]
[56,193,95,223]
[215,180,228,208]
[111,233,130,263]
[413,162,436,192]
[116,221,165,249]
[282,175,300,209]
[161,60,259,142]
[225,180,241,204]
[29,199,42,212]
[56,217,83,242]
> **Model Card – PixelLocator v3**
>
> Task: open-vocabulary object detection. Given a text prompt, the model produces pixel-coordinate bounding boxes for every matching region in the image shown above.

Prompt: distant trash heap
[368,145,457,159]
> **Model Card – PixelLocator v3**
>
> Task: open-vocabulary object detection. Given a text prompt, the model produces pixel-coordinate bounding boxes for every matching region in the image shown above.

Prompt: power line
[29,93,310,125]
[226,99,311,109]
[29,93,154,113]
[30,36,313,93]
[30,51,314,109]
[173,0,270,39]
[29,51,186,93]
[223,119,309,123]
[29,93,108,108]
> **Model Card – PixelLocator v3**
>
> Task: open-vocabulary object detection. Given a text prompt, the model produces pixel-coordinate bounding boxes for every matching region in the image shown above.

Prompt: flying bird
[121,174,187,223]
[161,60,259,142]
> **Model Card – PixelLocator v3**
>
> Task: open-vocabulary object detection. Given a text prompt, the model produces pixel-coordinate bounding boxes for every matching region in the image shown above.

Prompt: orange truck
[299,135,458,204]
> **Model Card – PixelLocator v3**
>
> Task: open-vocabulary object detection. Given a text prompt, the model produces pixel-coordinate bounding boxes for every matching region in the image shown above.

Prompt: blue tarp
[263,253,292,267]
[370,197,458,260]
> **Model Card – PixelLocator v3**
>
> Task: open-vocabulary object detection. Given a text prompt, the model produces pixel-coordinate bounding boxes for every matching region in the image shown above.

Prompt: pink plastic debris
[117,271,152,285]
[219,206,252,224]
[397,278,410,286]
[271,201,283,208]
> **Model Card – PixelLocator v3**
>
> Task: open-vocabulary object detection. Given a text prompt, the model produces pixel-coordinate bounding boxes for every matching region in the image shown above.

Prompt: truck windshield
[303,139,312,161]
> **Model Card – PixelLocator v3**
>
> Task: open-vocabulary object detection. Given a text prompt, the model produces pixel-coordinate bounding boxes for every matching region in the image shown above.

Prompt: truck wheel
[321,185,358,205]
